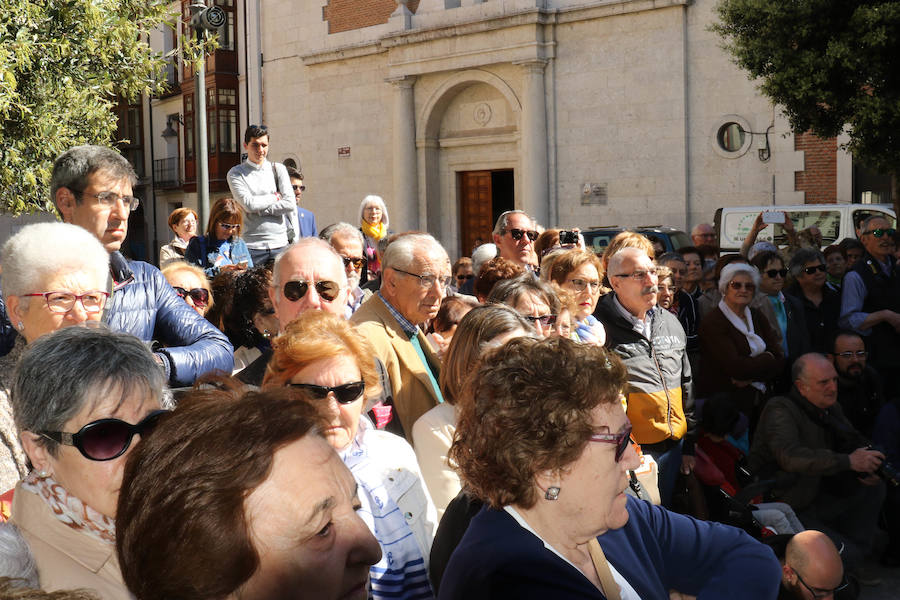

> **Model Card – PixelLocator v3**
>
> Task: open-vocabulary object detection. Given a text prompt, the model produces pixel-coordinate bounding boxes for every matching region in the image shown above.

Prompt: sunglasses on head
[342,256,366,271]
[863,228,897,238]
[803,264,827,275]
[764,268,788,278]
[173,286,210,307]
[283,279,342,303]
[589,423,633,462]
[508,228,538,242]
[39,410,169,461]
[290,381,365,404]
[524,314,558,326]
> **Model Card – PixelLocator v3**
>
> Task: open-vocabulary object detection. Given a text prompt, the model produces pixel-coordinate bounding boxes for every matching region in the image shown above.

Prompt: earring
[262,329,273,339]
[37,470,49,479]
[16,321,24,332]
[545,486,561,501]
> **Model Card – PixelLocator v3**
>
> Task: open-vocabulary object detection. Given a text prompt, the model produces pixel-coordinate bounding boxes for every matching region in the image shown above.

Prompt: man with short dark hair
[749,353,886,581]
[50,145,233,386]
[828,331,884,438]
[287,166,317,238]
[491,210,537,269]
[227,125,299,265]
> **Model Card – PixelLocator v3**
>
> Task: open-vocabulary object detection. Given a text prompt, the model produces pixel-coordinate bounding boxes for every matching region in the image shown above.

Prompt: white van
[714,204,896,253]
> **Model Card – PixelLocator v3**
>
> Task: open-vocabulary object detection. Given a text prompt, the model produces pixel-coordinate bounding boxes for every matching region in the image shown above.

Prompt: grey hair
[359,195,389,228]
[50,145,137,206]
[319,222,365,248]
[487,273,561,314]
[656,252,686,266]
[271,237,348,289]
[691,223,713,236]
[859,214,892,236]
[492,210,532,237]
[718,262,761,296]
[0,222,109,303]
[0,524,38,588]
[791,352,829,384]
[607,247,649,276]
[789,248,826,278]
[382,233,448,273]
[471,243,499,276]
[11,327,166,457]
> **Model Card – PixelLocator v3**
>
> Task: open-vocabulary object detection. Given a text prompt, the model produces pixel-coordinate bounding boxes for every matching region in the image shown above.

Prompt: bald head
[784,531,843,596]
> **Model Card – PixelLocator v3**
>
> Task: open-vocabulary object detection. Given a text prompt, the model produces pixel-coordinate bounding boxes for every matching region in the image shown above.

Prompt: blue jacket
[297,207,317,238]
[184,235,253,278]
[0,277,16,358]
[439,497,781,600]
[105,253,234,386]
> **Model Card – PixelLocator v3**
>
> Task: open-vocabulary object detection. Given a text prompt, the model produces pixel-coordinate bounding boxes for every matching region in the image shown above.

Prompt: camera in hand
[559,230,578,245]
[867,445,900,487]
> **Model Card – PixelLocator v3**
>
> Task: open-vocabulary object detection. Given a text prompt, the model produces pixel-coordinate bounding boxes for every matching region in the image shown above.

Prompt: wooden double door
[458,169,514,257]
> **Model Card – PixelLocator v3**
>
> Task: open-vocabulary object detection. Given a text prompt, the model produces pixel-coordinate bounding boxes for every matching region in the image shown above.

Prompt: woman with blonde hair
[160,262,213,318]
[548,250,606,345]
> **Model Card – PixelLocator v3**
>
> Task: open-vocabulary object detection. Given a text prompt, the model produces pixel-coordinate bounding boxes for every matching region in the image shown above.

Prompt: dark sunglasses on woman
[802,264,827,275]
[590,423,633,462]
[764,268,788,279]
[283,279,342,303]
[524,314,558,327]
[290,381,365,404]
[173,286,210,307]
[38,410,169,461]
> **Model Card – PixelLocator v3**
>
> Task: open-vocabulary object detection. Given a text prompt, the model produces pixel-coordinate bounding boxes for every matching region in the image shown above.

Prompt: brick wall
[794,132,837,204]
[323,0,420,34]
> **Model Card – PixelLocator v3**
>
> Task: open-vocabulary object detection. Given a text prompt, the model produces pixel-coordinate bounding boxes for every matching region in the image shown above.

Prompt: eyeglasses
[391,268,452,290]
[613,268,658,281]
[763,268,788,278]
[290,381,365,405]
[22,290,109,314]
[794,569,848,599]
[567,278,601,293]
[80,191,140,211]
[218,223,240,231]
[291,185,306,192]
[728,281,756,291]
[248,124,268,131]
[523,314,558,327]
[862,228,897,238]
[39,410,168,461]
[802,264,827,275]
[456,273,474,281]
[283,280,343,303]
[173,286,210,307]
[508,228,538,242]
[835,350,868,359]
[589,423,633,463]
[342,256,366,272]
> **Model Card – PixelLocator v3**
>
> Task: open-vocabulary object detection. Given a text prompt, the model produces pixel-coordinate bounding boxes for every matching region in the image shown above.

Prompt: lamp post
[189,1,226,229]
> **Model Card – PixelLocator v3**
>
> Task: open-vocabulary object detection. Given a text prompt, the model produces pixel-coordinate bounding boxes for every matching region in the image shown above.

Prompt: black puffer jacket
[105,253,233,386]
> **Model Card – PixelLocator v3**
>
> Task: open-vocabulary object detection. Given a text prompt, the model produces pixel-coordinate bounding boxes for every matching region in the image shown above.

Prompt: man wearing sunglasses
[49,145,233,387]
[320,222,372,317]
[352,233,450,437]
[595,247,696,508]
[491,210,539,269]
[839,214,900,390]
[227,125,300,266]
[287,166,317,238]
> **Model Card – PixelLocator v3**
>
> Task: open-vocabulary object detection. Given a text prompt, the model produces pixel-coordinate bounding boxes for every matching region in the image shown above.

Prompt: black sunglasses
[173,286,210,307]
[290,381,365,404]
[292,184,306,192]
[589,424,633,462]
[764,268,788,278]
[803,264,827,275]
[863,228,897,238]
[456,273,474,281]
[524,314,558,326]
[39,410,169,461]
[342,256,366,271]
[508,228,538,242]
[283,280,342,303]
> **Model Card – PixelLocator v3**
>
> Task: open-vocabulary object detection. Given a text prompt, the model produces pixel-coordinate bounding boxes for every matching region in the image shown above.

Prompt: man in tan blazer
[351,233,451,437]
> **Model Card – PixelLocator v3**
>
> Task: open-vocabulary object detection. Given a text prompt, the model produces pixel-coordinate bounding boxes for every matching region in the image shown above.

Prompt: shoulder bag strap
[587,538,621,600]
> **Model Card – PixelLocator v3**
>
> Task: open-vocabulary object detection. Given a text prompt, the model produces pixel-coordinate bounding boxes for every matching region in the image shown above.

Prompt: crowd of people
[0,129,896,599]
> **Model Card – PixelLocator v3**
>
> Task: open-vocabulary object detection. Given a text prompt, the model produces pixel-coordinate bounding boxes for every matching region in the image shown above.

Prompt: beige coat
[351,294,441,437]
[10,485,130,599]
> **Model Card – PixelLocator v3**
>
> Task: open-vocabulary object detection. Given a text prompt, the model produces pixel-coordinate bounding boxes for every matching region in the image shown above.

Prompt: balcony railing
[153,157,181,189]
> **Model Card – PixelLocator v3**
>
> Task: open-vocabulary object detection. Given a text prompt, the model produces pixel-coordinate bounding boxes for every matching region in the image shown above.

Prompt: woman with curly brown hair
[440,337,781,600]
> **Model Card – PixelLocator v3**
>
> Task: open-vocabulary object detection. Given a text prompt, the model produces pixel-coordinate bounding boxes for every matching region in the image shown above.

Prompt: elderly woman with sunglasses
[785,248,841,354]
[547,249,606,345]
[160,262,213,318]
[9,327,167,598]
[697,263,785,426]
[185,197,253,278]
[264,310,437,600]
[0,222,112,495]
[440,336,781,600]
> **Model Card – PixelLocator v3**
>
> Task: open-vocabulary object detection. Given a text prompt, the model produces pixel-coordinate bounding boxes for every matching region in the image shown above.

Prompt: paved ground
[858,561,900,600]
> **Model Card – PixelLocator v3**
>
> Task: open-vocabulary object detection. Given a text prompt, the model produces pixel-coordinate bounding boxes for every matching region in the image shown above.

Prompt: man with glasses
[839,214,900,391]
[320,222,371,317]
[352,233,450,437]
[828,331,884,438]
[594,247,696,507]
[774,530,847,600]
[227,125,299,265]
[492,210,539,269]
[287,166,317,238]
[47,145,233,387]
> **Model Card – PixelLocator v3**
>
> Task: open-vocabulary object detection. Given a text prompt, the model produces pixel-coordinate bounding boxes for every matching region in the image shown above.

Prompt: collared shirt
[612,294,654,340]
[839,256,893,334]
[345,287,366,319]
[378,291,419,338]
